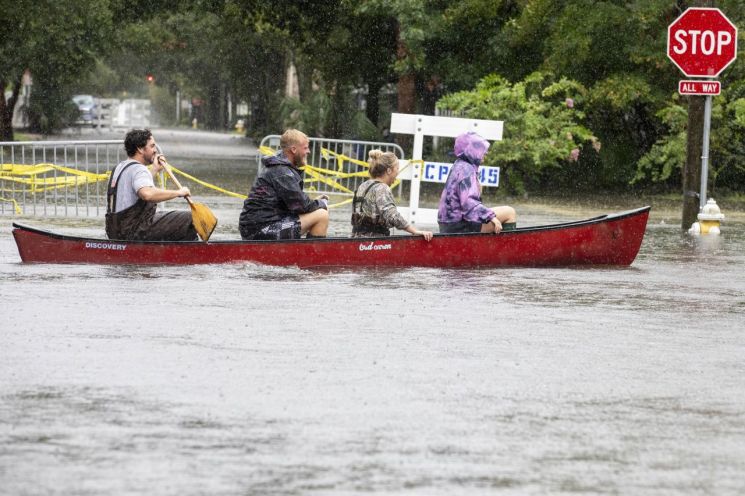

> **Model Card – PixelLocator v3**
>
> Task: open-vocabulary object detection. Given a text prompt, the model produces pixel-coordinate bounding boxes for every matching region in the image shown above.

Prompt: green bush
[438,72,596,194]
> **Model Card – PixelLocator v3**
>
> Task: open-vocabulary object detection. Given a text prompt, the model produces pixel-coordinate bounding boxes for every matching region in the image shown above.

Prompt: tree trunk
[366,81,381,127]
[327,82,346,138]
[397,73,415,115]
[682,96,704,230]
[295,54,314,103]
[395,21,416,149]
[0,77,21,141]
[0,93,13,141]
[205,82,222,129]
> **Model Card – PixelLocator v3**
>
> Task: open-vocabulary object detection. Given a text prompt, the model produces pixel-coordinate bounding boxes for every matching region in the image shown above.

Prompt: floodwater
[2,147,745,494]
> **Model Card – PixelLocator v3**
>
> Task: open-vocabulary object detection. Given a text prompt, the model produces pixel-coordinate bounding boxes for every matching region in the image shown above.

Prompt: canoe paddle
[161,160,218,242]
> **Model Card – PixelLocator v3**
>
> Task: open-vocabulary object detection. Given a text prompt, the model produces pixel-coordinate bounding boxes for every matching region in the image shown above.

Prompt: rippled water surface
[2,201,745,495]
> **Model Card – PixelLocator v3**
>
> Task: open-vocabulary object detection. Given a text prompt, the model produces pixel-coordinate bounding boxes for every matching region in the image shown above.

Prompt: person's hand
[152,153,166,173]
[316,194,329,209]
[492,217,502,234]
[177,186,191,198]
[316,194,329,201]
[417,230,433,242]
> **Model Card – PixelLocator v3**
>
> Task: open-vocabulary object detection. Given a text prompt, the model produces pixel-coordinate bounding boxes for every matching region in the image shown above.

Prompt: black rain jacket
[238,152,326,235]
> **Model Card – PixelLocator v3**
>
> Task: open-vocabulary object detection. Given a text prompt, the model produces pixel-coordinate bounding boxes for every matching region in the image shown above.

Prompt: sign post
[667,7,737,213]
[390,113,503,225]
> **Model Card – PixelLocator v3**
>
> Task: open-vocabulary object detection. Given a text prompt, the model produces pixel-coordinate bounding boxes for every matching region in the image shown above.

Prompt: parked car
[72,94,96,124]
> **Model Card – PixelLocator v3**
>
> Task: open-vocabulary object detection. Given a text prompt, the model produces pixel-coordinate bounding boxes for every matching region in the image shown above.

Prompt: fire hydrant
[235,119,245,134]
[689,198,725,235]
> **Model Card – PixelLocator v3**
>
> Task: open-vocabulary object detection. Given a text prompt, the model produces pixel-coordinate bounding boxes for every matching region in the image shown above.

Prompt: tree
[229,0,397,136]
[0,0,112,139]
[438,72,597,193]
[349,0,431,116]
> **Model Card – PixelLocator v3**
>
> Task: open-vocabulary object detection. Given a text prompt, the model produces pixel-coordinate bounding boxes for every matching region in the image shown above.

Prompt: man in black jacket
[239,129,329,240]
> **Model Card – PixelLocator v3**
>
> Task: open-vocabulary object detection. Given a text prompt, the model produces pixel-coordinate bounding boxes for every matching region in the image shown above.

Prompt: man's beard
[292,154,305,168]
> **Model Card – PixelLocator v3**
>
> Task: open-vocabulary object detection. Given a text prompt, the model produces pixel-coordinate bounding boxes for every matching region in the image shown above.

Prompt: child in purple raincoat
[437,131,516,234]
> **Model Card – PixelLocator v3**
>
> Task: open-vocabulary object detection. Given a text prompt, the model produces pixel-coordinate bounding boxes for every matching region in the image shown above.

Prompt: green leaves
[439,72,596,191]
[1,0,113,134]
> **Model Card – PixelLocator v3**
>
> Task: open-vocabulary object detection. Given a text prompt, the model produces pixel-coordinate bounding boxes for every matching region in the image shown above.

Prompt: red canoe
[12,207,650,268]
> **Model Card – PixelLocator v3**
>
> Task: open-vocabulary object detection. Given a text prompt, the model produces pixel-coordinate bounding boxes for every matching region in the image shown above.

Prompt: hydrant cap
[698,198,725,221]
[703,198,721,215]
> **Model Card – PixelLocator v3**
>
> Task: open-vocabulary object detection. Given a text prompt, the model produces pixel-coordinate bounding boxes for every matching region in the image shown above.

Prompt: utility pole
[681,0,710,230]
[681,96,704,229]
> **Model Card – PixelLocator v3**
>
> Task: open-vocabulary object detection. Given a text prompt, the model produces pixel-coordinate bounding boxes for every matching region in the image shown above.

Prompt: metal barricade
[0,140,125,217]
[258,135,405,198]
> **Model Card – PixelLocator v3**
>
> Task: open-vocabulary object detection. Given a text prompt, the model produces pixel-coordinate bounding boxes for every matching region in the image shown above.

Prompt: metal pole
[176,90,181,124]
[699,94,712,211]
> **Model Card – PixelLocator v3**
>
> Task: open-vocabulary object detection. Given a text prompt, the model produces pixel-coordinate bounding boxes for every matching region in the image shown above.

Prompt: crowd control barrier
[0,140,125,217]
[258,135,405,199]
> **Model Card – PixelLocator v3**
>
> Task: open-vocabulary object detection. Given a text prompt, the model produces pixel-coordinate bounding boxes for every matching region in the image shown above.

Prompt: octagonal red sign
[667,8,738,78]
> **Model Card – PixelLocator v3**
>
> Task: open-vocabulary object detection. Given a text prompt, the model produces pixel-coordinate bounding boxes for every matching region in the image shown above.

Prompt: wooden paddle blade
[189,201,217,241]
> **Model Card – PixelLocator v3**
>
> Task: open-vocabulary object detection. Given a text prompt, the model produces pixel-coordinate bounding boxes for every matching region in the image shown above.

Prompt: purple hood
[454,131,490,166]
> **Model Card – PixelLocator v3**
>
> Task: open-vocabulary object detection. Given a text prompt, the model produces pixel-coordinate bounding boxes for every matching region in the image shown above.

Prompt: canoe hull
[12,207,650,267]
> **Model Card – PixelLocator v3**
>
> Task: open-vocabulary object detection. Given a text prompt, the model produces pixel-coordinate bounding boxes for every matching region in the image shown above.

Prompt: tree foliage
[3,0,744,194]
[439,72,597,193]
[1,0,112,138]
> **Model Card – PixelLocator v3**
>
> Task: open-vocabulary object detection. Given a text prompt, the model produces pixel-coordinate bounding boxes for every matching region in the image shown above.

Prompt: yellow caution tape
[259,146,278,156]
[167,165,248,199]
[319,148,371,170]
[259,146,414,196]
[0,163,109,193]
[0,196,22,214]
[328,198,352,209]
[1,164,55,175]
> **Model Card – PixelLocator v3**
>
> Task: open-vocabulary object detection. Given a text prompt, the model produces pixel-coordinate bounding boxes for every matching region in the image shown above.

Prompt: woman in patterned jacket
[351,150,433,241]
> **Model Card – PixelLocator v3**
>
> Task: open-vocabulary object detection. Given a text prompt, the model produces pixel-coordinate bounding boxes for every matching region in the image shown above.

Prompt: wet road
[2,204,744,495]
[2,134,745,494]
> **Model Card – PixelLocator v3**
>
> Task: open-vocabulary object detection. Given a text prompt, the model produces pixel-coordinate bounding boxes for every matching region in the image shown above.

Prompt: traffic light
[146,74,155,83]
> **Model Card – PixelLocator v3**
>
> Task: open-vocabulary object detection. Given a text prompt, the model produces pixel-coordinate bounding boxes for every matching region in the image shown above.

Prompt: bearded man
[106,129,197,241]
[239,129,329,240]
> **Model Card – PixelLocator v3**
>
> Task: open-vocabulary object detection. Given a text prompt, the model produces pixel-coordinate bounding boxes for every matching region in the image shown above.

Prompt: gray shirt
[111,159,155,212]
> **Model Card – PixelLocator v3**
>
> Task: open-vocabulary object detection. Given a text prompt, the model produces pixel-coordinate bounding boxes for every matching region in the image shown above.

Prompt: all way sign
[678,80,721,95]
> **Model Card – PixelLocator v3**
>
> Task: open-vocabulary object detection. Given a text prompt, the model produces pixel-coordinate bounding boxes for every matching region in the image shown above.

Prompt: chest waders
[351,181,390,236]
[105,161,156,240]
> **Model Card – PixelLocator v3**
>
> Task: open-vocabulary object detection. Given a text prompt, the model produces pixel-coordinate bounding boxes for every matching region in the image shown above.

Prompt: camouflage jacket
[351,180,409,236]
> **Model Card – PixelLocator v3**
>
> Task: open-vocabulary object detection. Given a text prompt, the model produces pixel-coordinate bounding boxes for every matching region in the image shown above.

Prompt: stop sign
[667,8,738,78]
